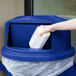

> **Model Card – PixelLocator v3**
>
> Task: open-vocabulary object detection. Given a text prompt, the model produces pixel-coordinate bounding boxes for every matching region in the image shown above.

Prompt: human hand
[40,25,55,36]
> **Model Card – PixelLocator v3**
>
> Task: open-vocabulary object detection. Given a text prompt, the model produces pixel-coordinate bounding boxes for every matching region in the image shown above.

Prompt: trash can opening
[7,23,52,50]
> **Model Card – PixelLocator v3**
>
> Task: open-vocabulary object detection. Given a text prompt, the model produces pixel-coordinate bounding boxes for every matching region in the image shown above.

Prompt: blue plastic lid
[1,15,75,61]
[1,47,75,61]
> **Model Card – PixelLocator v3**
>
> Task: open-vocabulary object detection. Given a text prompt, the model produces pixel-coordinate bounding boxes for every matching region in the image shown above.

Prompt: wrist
[50,25,56,32]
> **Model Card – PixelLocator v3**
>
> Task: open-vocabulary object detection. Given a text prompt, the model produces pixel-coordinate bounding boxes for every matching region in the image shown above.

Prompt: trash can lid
[1,47,75,61]
[2,15,75,61]
[7,15,66,24]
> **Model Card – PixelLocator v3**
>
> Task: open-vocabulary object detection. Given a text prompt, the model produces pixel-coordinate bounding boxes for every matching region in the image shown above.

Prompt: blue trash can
[0,15,76,76]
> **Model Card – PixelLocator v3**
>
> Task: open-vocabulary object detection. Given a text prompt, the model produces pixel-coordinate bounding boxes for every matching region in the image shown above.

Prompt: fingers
[39,25,46,36]
[40,31,47,36]
[39,25,55,36]
[39,25,49,36]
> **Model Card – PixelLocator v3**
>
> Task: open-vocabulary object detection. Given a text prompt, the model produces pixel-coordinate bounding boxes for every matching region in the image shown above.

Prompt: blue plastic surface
[1,15,75,61]
[0,62,6,71]
[1,47,75,61]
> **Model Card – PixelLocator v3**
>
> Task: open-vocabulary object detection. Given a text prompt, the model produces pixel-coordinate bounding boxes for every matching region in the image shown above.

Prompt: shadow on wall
[0,71,6,76]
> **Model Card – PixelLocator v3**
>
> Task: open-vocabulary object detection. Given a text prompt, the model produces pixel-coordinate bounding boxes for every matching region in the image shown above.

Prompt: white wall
[16,0,24,16]
[34,0,76,15]
[0,0,24,75]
